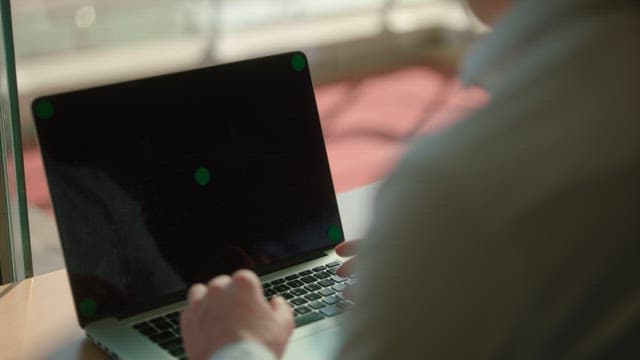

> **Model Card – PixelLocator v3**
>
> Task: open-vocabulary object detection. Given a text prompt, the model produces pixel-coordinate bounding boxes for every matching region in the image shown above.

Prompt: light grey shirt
[211,0,640,358]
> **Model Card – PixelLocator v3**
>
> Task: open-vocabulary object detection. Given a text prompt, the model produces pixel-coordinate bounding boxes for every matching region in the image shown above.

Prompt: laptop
[32,52,353,360]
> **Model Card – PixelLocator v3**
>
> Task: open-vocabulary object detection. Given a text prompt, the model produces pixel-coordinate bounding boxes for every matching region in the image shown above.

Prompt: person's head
[465,0,515,25]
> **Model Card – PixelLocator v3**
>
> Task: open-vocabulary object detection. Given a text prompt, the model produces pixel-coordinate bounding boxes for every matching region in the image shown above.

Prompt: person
[180,0,640,358]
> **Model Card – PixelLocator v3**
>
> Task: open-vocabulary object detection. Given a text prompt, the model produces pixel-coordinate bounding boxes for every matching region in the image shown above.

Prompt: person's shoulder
[408,6,639,183]
[393,73,637,222]
[383,6,640,218]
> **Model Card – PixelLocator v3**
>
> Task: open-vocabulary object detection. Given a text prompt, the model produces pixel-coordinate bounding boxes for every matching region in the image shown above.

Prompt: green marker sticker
[328,225,342,243]
[291,53,307,72]
[35,99,54,119]
[79,298,97,317]
[194,167,211,186]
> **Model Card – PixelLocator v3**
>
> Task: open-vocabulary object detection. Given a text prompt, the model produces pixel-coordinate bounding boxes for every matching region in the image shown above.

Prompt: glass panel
[0,0,31,284]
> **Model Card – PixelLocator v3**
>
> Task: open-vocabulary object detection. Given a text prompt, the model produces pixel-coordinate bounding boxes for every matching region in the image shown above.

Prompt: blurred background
[11,0,488,275]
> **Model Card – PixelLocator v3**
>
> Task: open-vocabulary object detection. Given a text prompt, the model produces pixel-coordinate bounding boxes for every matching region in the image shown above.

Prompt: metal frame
[0,169,10,281]
[0,0,32,284]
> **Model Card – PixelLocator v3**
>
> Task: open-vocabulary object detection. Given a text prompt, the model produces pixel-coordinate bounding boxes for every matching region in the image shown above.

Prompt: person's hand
[180,270,294,360]
[335,239,360,277]
[335,239,361,300]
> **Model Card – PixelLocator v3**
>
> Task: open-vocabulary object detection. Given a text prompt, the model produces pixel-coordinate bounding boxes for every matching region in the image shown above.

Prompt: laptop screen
[33,52,344,326]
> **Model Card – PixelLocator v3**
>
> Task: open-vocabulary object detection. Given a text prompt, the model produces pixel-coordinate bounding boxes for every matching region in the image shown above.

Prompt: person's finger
[187,283,208,304]
[179,309,193,339]
[270,295,291,312]
[205,275,232,307]
[335,239,361,257]
[270,296,294,326]
[336,258,355,278]
[230,269,263,300]
[208,275,232,291]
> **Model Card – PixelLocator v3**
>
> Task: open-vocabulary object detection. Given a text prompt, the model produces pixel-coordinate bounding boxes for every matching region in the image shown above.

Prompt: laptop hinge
[256,249,328,276]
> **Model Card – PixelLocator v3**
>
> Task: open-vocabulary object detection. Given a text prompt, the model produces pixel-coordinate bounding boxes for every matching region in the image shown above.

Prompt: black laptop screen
[33,52,344,326]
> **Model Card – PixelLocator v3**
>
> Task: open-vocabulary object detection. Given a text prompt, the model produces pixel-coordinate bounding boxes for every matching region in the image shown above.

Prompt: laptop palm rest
[285,323,346,360]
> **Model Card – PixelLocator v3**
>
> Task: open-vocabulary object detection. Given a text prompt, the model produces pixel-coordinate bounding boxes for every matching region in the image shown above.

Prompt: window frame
[0,0,32,285]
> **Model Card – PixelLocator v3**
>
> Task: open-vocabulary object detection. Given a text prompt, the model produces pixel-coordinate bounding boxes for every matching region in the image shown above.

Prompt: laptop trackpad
[284,326,345,360]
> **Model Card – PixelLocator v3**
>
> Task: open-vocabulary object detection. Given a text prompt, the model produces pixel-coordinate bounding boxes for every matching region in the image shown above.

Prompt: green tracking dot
[291,53,307,72]
[79,298,97,317]
[35,99,54,119]
[194,167,211,186]
[328,225,342,243]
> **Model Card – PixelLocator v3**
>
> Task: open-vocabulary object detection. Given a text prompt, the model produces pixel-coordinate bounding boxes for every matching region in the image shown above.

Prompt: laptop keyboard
[132,311,185,358]
[263,260,356,327]
[131,260,356,359]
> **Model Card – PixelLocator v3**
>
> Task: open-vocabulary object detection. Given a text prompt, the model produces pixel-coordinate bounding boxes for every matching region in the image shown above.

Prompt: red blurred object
[318,66,487,192]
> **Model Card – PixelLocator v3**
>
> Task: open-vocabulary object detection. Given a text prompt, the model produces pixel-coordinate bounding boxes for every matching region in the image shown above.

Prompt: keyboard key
[274,284,291,292]
[262,282,273,288]
[150,331,175,344]
[313,266,326,272]
[295,306,312,315]
[322,296,339,305]
[327,267,338,275]
[291,298,308,306]
[326,261,341,268]
[166,312,180,321]
[309,301,327,310]
[319,288,335,297]
[159,338,182,350]
[304,293,322,301]
[294,312,325,327]
[264,288,277,297]
[169,347,185,357]
[280,292,294,300]
[298,270,313,276]
[150,318,166,326]
[305,283,322,291]
[314,271,331,279]
[291,288,308,297]
[285,274,300,280]
[337,300,355,311]
[345,279,358,287]
[332,283,347,292]
[332,275,348,283]
[286,280,304,288]
[320,305,344,317]
[272,279,286,285]
[318,279,335,287]
[155,321,173,331]
[301,275,318,284]
[133,322,157,336]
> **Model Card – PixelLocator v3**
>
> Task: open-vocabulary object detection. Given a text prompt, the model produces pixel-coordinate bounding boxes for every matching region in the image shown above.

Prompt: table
[0,182,379,360]
[0,269,104,359]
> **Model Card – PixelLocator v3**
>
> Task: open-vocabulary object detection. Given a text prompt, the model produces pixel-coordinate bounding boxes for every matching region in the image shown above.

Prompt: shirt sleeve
[209,341,276,360]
